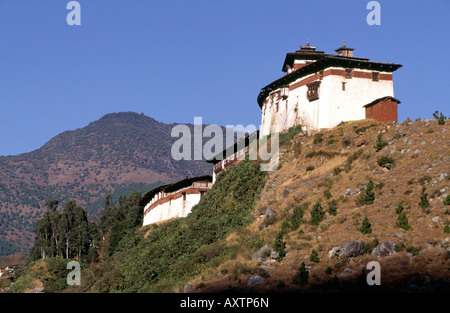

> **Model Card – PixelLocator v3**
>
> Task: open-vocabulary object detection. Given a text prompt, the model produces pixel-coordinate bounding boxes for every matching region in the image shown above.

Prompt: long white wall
[143,192,202,226]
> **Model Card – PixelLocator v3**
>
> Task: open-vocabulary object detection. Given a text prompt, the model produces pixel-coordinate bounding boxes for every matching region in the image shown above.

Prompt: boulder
[183,284,195,293]
[328,247,341,258]
[342,136,351,148]
[252,245,272,261]
[339,240,364,258]
[247,275,265,287]
[271,251,280,259]
[264,208,278,223]
[384,163,396,170]
[372,241,396,258]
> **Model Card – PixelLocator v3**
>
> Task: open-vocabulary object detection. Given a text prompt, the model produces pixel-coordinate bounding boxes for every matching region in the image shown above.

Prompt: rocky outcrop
[372,241,396,258]
[339,240,364,258]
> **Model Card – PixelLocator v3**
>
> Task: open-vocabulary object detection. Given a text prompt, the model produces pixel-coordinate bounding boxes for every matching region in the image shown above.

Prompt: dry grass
[187,119,450,292]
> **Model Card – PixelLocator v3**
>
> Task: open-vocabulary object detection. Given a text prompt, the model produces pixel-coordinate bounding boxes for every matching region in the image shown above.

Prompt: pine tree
[374,133,387,152]
[293,262,309,285]
[273,231,286,261]
[310,200,325,225]
[363,179,375,205]
[359,215,372,234]
[419,185,430,209]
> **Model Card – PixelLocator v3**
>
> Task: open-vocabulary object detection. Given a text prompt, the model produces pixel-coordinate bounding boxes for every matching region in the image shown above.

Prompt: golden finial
[306,40,310,47]
[343,40,346,48]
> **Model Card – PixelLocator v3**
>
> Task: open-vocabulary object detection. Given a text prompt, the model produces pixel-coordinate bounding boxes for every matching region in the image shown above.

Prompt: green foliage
[354,124,376,135]
[281,204,307,234]
[310,200,325,226]
[359,215,372,234]
[309,249,320,263]
[433,111,446,125]
[109,159,268,292]
[325,266,332,275]
[273,231,287,261]
[363,237,379,254]
[395,202,404,215]
[444,225,450,234]
[313,133,324,144]
[305,150,339,159]
[306,165,315,172]
[293,262,309,285]
[377,155,395,167]
[443,194,450,206]
[323,190,332,200]
[362,179,375,205]
[328,199,337,216]
[419,186,430,209]
[397,212,411,231]
[279,124,303,147]
[406,246,421,256]
[374,133,387,152]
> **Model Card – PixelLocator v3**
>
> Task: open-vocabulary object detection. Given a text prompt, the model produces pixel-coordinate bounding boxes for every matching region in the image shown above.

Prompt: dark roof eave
[139,175,213,207]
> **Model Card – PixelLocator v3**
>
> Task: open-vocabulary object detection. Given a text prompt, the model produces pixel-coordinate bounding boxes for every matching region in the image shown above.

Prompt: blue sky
[0,0,449,156]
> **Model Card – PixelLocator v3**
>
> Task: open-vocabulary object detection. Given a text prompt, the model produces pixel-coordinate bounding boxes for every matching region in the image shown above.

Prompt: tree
[310,200,325,226]
[419,186,430,209]
[374,133,387,152]
[293,262,309,285]
[273,231,286,261]
[363,179,375,205]
[328,199,337,216]
[397,211,411,231]
[359,215,372,234]
[309,249,320,263]
[433,111,446,125]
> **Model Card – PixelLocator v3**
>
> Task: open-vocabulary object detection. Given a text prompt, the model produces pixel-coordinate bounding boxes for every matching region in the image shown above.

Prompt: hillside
[0,112,222,255]
[5,117,449,293]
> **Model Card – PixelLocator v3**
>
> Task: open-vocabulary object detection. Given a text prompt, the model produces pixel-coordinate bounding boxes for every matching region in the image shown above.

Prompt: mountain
[0,112,227,255]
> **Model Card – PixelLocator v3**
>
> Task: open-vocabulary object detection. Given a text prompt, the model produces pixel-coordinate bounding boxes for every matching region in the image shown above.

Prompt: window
[342,82,346,91]
[276,102,279,112]
[345,68,352,79]
[372,72,379,82]
[306,81,321,101]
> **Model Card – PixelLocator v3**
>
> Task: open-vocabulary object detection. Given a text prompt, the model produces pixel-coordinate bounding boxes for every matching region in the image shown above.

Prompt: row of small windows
[265,70,381,106]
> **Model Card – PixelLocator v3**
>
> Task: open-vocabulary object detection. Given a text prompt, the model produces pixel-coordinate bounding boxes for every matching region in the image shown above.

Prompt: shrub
[397,211,412,231]
[310,200,325,226]
[325,266,332,275]
[293,262,309,285]
[377,155,395,167]
[309,249,320,263]
[444,225,450,234]
[407,246,421,256]
[419,185,430,210]
[374,133,387,152]
[359,215,372,234]
[328,199,337,216]
[363,179,375,205]
[313,133,324,144]
[395,202,404,215]
[306,165,315,172]
[443,194,450,206]
[273,231,286,261]
[433,111,446,125]
[323,190,332,200]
